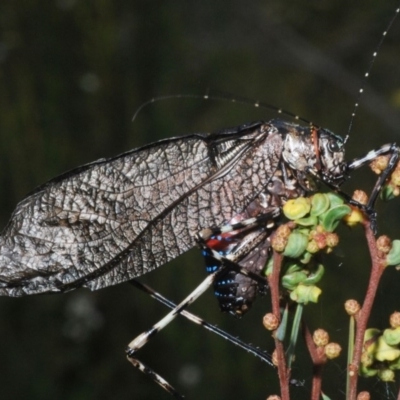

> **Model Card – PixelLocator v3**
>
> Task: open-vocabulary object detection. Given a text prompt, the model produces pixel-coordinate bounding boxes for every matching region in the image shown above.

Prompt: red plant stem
[269,250,290,400]
[270,250,283,316]
[347,220,386,400]
[303,324,327,400]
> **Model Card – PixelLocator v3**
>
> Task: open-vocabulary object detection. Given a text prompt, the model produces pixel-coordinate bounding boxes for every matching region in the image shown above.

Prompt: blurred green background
[1,1,400,399]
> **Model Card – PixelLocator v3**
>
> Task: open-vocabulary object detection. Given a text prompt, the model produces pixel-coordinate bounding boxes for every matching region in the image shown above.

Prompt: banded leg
[311,143,399,232]
[126,208,279,396]
[129,279,273,365]
[347,143,399,209]
[126,268,227,398]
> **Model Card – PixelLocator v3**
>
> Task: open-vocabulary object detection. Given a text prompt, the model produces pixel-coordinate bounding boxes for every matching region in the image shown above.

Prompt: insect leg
[127,357,184,399]
[129,279,273,365]
[347,144,399,209]
[197,208,280,242]
[126,268,227,397]
[311,144,399,232]
[347,144,399,231]
[346,144,396,171]
[126,209,278,394]
[127,269,226,354]
[197,209,278,287]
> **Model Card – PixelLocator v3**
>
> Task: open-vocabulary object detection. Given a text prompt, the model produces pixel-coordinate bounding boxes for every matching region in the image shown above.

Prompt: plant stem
[303,323,326,400]
[269,250,291,400]
[347,220,386,400]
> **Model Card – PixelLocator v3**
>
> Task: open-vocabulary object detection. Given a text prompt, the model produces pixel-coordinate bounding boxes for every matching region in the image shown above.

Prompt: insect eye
[328,141,341,152]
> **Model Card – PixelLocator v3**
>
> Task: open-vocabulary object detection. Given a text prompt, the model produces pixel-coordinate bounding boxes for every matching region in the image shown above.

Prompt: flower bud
[376,235,391,254]
[306,239,319,254]
[326,232,339,248]
[391,169,400,186]
[352,190,368,205]
[324,342,342,359]
[345,299,361,316]
[313,329,329,347]
[378,368,395,382]
[263,313,279,331]
[357,391,371,400]
[276,224,292,239]
[271,235,288,252]
[361,351,374,367]
[390,311,400,328]
[370,155,389,174]
[343,207,364,227]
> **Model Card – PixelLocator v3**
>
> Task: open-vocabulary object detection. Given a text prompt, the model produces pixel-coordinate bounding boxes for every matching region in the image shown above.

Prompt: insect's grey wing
[0,122,283,296]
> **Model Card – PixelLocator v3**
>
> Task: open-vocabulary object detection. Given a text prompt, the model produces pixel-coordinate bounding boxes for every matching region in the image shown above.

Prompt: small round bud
[345,299,361,316]
[357,391,371,400]
[390,311,400,328]
[263,313,279,331]
[311,232,326,249]
[378,368,395,382]
[276,224,292,239]
[266,396,281,400]
[326,232,339,248]
[376,235,392,254]
[306,239,319,254]
[271,235,288,252]
[324,342,342,359]
[343,207,364,227]
[391,170,400,186]
[370,155,389,175]
[352,190,368,205]
[313,329,329,347]
[360,351,373,367]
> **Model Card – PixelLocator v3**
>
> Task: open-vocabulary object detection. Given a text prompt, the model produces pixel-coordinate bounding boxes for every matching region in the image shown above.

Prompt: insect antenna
[345,5,400,143]
[131,89,317,128]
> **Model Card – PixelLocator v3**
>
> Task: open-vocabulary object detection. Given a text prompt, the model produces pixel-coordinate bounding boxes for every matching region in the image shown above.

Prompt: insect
[0,119,349,297]
[1,3,400,400]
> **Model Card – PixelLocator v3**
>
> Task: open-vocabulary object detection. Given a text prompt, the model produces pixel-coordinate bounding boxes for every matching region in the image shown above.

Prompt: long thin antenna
[346,5,400,143]
[132,90,316,128]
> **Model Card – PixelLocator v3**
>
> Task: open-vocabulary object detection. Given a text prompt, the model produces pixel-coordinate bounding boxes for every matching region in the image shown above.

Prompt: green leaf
[283,198,311,220]
[375,336,400,362]
[383,327,400,346]
[326,192,344,208]
[387,240,400,266]
[296,215,318,226]
[282,271,308,290]
[310,193,330,216]
[381,185,395,201]
[321,205,351,232]
[290,284,321,304]
[303,264,325,285]
[283,231,308,258]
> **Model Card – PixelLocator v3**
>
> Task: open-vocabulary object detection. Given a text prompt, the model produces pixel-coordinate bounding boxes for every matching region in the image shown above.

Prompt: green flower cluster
[269,193,351,304]
[361,313,400,381]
